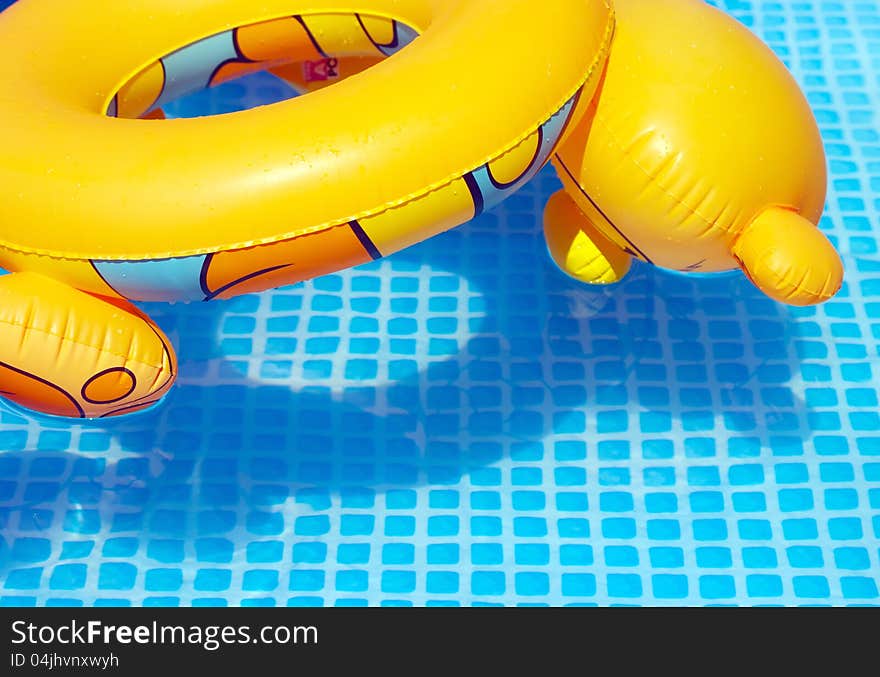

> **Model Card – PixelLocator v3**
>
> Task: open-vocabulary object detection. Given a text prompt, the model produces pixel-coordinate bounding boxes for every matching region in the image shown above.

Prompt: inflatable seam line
[733,252,843,301]
[1,3,615,262]
[590,108,742,239]
[795,271,841,301]
[732,214,843,300]
[0,317,171,373]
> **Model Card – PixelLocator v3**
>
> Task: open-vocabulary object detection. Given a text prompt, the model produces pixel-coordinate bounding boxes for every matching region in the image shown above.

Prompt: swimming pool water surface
[0,0,878,607]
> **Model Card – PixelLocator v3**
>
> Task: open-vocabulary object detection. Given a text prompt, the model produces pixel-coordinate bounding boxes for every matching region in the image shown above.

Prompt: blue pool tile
[607,574,643,599]
[699,576,736,600]
[652,575,689,600]
[472,572,506,596]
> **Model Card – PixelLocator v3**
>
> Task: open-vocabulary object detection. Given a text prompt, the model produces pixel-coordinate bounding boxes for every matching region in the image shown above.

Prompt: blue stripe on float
[535,93,578,166]
[155,31,239,108]
[469,93,580,212]
[470,165,505,212]
[356,15,420,57]
[463,173,485,217]
[93,255,209,302]
[396,24,420,48]
[381,22,420,56]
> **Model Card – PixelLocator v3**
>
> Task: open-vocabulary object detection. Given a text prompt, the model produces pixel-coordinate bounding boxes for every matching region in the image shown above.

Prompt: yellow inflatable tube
[0,0,615,417]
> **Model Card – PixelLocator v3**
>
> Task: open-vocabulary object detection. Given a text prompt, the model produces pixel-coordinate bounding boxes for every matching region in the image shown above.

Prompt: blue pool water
[0,0,878,607]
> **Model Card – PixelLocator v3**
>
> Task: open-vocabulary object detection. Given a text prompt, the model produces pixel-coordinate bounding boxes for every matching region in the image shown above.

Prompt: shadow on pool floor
[0,195,816,589]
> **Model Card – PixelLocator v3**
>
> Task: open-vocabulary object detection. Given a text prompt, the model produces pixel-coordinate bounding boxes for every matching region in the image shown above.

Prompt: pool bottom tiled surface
[0,0,879,606]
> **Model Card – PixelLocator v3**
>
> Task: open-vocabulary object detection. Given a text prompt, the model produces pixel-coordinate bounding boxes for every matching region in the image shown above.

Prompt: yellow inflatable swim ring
[544,0,844,306]
[0,0,615,418]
